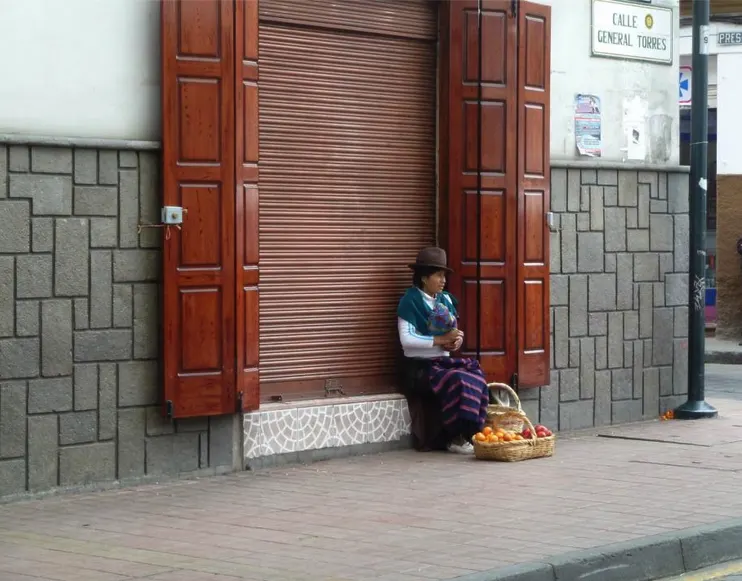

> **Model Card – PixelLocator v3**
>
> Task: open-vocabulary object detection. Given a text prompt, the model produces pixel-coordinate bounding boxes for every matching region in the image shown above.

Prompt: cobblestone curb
[450,518,742,581]
[706,349,742,365]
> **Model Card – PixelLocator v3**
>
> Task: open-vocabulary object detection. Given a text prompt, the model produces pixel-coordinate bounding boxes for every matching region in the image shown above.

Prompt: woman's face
[422,270,446,295]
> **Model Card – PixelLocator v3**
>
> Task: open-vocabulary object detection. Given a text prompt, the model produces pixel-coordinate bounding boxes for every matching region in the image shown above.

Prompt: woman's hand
[434,329,463,347]
[449,335,464,352]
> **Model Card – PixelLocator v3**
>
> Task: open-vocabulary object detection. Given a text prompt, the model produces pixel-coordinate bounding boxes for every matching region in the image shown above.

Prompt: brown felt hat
[408,247,453,272]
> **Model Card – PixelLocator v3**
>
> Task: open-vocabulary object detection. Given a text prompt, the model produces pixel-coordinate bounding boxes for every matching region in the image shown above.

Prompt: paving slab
[1,365,742,581]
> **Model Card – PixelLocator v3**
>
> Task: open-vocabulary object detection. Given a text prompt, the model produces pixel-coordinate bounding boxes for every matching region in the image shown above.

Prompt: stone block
[74,364,98,411]
[146,406,175,436]
[604,253,616,273]
[567,169,581,212]
[74,149,98,185]
[639,283,653,338]
[580,337,595,399]
[590,185,604,231]
[15,300,39,337]
[0,257,12,337]
[626,207,637,228]
[588,273,616,312]
[73,298,89,330]
[32,217,53,253]
[595,335,607,370]
[659,252,673,279]
[653,308,674,366]
[589,312,607,336]
[611,368,632,400]
[643,367,660,419]
[650,214,673,251]
[551,168,567,212]
[0,381,27,458]
[674,306,688,338]
[550,229,561,274]
[74,186,118,216]
[569,275,587,336]
[54,218,89,296]
[0,145,6,197]
[653,281,665,307]
[604,207,626,251]
[31,147,73,174]
[576,212,591,231]
[0,337,39,378]
[634,253,659,282]
[665,273,688,307]
[674,214,689,272]
[200,433,209,468]
[113,250,160,283]
[118,360,159,406]
[209,415,235,468]
[569,338,580,368]
[659,366,673,396]
[673,339,689,395]
[638,183,650,229]
[118,407,147,479]
[59,411,98,445]
[559,399,594,431]
[624,311,639,340]
[0,201,30,253]
[580,186,590,212]
[616,254,633,310]
[134,284,159,359]
[98,151,118,185]
[178,416,209,433]
[644,339,653,365]
[608,312,623,369]
[627,229,649,252]
[594,370,611,426]
[119,168,139,248]
[540,372,559,428]
[98,363,117,441]
[581,169,597,185]
[658,172,668,200]
[577,232,603,272]
[604,185,618,206]
[16,254,53,298]
[8,146,29,172]
[91,217,118,248]
[145,433,201,475]
[560,214,577,273]
[41,300,73,377]
[618,171,638,207]
[28,415,58,491]
[119,151,138,168]
[113,284,133,328]
[612,399,643,425]
[598,169,618,186]
[624,341,633,374]
[9,174,72,215]
[28,377,72,414]
[553,307,568,368]
[633,340,643,399]
[59,442,115,487]
[0,458,26,495]
[90,251,113,329]
[74,329,132,362]
[668,172,689,213]
[651,199,668,214]
[559,368,579,402]
[550,274,568,306]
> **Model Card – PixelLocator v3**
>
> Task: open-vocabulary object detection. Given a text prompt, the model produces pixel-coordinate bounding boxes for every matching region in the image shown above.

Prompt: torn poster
[574,94,602,157]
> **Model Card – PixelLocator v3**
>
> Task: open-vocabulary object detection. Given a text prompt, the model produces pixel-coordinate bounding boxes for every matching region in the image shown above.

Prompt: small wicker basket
[485,383,526,433]
[473,411,555,462]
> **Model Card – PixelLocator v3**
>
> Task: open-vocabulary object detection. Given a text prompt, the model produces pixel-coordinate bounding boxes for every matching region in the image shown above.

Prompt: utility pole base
[674,400,718,419]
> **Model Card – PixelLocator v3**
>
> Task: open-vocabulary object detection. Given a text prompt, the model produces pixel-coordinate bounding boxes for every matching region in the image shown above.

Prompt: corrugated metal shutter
[258,0,437,401]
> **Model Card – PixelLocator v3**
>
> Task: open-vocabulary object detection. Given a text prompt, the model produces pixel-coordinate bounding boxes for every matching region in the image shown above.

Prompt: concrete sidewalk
[1,365,742,581]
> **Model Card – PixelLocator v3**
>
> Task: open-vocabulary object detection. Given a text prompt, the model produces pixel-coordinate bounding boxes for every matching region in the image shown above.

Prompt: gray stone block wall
[518,166,691,431]
[0,144,237,499]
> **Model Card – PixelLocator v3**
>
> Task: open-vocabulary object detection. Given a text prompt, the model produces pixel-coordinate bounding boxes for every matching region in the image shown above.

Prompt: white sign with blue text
[591,0,673,64]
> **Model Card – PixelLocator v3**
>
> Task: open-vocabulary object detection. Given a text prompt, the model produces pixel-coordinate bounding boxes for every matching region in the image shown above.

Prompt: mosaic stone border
[243,396,412,459]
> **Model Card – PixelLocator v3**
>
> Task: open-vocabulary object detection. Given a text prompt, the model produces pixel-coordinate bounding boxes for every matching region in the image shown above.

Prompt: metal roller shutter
[258,0,437,401]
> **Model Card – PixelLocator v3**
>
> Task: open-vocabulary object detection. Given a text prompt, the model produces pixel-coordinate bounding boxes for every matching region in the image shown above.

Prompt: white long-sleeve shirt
[397,289,450,359]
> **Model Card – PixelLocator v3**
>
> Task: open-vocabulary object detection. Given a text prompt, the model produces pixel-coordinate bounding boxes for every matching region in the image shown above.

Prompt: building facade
[0,0,688,499]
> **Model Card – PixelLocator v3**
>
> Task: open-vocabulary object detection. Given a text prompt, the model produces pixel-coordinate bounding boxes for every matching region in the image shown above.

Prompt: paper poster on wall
[623,96,647,161]
[574,94,602,157]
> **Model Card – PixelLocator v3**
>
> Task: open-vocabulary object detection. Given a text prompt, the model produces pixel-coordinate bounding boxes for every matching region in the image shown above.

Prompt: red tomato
[522,428,532,439]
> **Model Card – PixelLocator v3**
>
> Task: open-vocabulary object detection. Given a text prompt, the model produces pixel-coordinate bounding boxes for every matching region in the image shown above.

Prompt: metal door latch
[162,206,185,225]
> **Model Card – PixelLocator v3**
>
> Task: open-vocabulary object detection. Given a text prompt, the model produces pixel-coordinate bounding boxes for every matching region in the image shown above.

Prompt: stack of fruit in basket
[474,424,553,444]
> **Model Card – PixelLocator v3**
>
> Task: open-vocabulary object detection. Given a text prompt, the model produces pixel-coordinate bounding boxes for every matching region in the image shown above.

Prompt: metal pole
[675,0,717,420]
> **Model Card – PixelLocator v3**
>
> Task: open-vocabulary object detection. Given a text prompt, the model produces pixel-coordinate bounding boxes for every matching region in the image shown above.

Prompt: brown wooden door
[161,0,238,418]
[516,1,551,387]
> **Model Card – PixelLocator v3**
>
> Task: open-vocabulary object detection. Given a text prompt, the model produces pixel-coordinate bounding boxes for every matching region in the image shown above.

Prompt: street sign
[679,65,692,105]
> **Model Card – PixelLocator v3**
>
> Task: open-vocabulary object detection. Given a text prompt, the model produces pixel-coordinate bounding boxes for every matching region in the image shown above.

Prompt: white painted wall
[550,0,680,164]
[0,0,160,142]
[716,53,742,175]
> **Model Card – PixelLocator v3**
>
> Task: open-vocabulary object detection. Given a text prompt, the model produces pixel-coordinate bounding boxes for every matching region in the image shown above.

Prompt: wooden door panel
[441,0,517,383]
[517,1,551,387]
[235,0,261,411]
[161,0,236,418]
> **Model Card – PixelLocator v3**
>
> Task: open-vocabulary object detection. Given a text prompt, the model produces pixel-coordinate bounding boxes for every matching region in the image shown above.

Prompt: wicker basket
[473,411,555,462]
[485,383,526,433]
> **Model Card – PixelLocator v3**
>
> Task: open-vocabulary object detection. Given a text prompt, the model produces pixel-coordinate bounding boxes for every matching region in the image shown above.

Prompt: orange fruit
[483,426,493,436]
[502,433,513,442]
[474,433,486,442]
[514,434,523,441]
[486,434,497,443]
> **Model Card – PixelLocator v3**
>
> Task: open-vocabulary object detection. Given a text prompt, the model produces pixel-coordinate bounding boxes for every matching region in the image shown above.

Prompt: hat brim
[408,263,453,273]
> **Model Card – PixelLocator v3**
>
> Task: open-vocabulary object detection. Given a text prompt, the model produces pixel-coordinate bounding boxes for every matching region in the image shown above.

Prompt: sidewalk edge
[449,518,742,581]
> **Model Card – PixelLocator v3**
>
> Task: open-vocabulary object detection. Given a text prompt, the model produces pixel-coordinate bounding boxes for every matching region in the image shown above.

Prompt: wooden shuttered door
[440,0,551,389]
[258,0,437,401]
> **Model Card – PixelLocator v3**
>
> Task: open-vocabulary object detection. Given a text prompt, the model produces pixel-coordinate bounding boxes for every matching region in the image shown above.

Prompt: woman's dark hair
[413,266,444,289]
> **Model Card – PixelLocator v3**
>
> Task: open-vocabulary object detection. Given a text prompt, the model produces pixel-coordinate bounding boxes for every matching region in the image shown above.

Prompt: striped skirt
[428,357,489,430]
